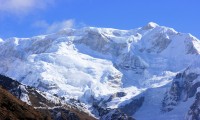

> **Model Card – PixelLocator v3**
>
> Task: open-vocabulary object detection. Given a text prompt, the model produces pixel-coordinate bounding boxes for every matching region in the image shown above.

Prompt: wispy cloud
[33,20,49,29]
[46,20,75,33]
[33,19,75,33]
[0,0,54,15]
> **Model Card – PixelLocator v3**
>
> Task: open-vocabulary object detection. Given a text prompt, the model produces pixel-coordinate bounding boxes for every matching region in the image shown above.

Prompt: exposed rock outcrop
[162,68,200,112]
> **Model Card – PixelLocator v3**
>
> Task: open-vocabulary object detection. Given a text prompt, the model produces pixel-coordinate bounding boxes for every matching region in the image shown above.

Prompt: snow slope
[0,22,200,119]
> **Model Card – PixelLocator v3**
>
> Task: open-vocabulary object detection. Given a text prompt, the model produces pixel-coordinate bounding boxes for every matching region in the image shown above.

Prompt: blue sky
[0,0,200,39]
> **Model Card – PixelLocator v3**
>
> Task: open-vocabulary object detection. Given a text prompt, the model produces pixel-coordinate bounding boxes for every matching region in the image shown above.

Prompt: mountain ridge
[0,85,51,120]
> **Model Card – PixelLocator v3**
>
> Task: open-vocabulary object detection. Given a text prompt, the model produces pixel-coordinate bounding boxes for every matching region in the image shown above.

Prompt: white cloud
[47,19,75,33]
[33,19,75,33]
[0,0,54,15]
[33,20,49,29]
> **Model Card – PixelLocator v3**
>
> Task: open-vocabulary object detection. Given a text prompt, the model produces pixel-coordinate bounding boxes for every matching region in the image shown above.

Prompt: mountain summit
[142,22,159,29]
[0,23,200,119]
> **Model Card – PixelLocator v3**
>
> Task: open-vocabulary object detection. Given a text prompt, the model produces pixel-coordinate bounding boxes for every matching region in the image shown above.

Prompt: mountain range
[0,22,200,120]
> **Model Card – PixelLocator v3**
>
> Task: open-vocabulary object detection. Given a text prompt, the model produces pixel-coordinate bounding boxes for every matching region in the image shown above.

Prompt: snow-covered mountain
[0,22,200,119]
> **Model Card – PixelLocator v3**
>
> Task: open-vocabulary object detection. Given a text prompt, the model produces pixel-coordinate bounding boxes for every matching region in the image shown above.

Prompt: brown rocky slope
[0,86,51,120]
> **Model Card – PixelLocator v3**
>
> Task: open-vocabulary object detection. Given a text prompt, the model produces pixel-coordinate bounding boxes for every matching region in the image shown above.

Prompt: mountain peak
[148,22,159,27]
[142,22,159,29]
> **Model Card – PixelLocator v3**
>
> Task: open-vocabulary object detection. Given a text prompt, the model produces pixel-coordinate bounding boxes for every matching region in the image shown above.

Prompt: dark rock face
[101,109,135,120]
[95,106,135,120]
[0,75,21,90]
[183,72,199,99]
[79,30,110,53]
[119,53,148,72]
[49,108,80,120]
[92,102,111,117]
[162,71,200,112]
[186,92,200,120]
[106,92,127,103]
[116,92,127,98]
[162,80,182,112]
[92,97,136,120]
[120,97,144,116]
